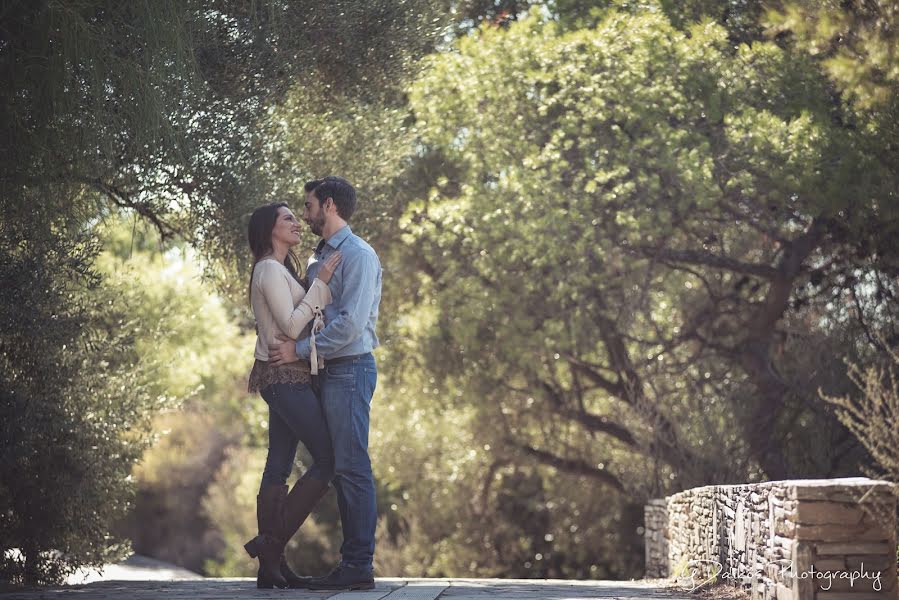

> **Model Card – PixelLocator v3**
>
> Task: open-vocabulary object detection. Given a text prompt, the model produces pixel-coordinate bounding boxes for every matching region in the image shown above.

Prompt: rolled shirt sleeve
[295,250,379,360]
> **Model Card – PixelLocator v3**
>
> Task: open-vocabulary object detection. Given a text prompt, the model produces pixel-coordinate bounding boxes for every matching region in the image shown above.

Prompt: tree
[0,213,167,583]
[764,0,899,111]
[401,7,897,491]
[1,0,456,583]
[820,334,899,484]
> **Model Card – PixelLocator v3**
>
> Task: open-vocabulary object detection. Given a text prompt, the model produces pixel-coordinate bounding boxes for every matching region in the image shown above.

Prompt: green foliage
[265,84,417,252]
[93,218,271,574]
[1,0,459,584]
[764,0,899,111]
[819,335,899,484]
[370,364,646,578]
[4,0,898,584]
[262,2,895,578]
[0,212,167,584]
[200,447,271,577]
[399,1,895,501]
[94,222,256,408]
[761,0,899,264]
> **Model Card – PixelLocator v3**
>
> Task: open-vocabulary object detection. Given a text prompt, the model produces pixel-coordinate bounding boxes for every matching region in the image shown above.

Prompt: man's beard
[308,216,325,236]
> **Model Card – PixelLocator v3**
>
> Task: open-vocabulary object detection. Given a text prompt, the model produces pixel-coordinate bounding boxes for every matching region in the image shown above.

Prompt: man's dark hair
[303,179,323,193]
[312,176,357,221]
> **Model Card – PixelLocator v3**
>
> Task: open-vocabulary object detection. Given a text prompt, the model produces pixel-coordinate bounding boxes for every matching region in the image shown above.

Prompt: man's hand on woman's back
[269,334,299,365]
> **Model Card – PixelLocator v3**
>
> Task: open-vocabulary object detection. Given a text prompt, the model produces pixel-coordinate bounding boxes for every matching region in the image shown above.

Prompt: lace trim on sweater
[247,359,311,393]
[248,304,325,393]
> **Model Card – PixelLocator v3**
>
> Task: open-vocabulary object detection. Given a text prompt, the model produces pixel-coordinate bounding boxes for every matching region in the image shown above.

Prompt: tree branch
[627,245,780,279]
[89,178,178,241]
[518,444,625,492]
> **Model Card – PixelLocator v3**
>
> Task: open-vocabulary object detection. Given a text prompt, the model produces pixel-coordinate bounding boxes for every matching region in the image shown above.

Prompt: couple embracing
[243,176,381,591]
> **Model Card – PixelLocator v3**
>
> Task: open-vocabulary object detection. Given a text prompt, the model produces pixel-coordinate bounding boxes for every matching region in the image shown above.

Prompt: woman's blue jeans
[259,382,335,490]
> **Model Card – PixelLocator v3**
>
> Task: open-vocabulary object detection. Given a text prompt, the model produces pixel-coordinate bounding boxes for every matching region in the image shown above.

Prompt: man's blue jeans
[319,353,378,570]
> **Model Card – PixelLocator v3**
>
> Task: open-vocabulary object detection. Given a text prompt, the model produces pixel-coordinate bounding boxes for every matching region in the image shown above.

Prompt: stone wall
[643,477,898,600]
[644,498,668,578]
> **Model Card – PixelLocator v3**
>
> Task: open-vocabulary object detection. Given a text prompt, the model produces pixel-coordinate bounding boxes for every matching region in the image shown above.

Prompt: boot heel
[244,537,260,558]
[256,567,275,589]
[257,577,273,589]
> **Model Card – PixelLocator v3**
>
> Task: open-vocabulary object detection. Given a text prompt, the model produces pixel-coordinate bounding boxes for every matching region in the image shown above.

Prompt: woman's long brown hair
[246,202,306,304]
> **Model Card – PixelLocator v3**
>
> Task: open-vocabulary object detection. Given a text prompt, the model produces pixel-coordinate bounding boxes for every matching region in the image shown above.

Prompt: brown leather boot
[279,476,331,588]
[243,484,289,589]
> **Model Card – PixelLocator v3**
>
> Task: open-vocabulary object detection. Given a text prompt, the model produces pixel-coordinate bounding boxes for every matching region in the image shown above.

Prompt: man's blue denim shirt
[296,225,381,360]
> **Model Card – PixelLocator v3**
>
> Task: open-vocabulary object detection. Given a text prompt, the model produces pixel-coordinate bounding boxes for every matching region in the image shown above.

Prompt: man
[269,175,381,591]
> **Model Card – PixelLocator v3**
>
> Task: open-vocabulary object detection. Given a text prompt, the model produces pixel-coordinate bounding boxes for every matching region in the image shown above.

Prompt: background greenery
[2,0,897,586]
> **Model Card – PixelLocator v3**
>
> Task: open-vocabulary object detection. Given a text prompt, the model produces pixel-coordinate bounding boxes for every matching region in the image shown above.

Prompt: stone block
[884,571,899,598]
[812,572,892,593]
[774,535,795,551]
[792,542,815,600]
[814,558,848,571]
[736,507,747,551]
[845,556,894,571]
[793,522,890,542]
[816,542,893,556]
[776,582,793,600]
[776,559,793,568]
[775,519,796,536]
[794,501,866,525]
[753,583,765,600]
[791,483,894,502]
[817,593,896,600]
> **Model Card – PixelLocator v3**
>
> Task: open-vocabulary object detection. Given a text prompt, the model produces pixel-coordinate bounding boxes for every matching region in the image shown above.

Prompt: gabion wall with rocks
[644,477,898,600]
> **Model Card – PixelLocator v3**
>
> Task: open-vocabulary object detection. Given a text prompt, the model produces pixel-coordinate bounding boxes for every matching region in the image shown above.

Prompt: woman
[242,201,341,589]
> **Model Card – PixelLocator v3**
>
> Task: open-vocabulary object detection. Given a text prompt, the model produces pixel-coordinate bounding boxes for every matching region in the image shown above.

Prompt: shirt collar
[325,225,352,250]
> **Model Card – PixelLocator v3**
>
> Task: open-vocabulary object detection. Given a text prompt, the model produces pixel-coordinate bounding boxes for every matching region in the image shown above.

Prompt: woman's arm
[257,256,340,339]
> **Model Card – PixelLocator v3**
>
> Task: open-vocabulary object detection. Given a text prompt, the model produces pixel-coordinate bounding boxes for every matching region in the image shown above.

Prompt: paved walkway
[0,577,692,599]
[65,555,204,584]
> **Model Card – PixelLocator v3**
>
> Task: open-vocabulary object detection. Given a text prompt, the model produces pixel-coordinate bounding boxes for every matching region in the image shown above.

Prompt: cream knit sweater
[250,258,332,362]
